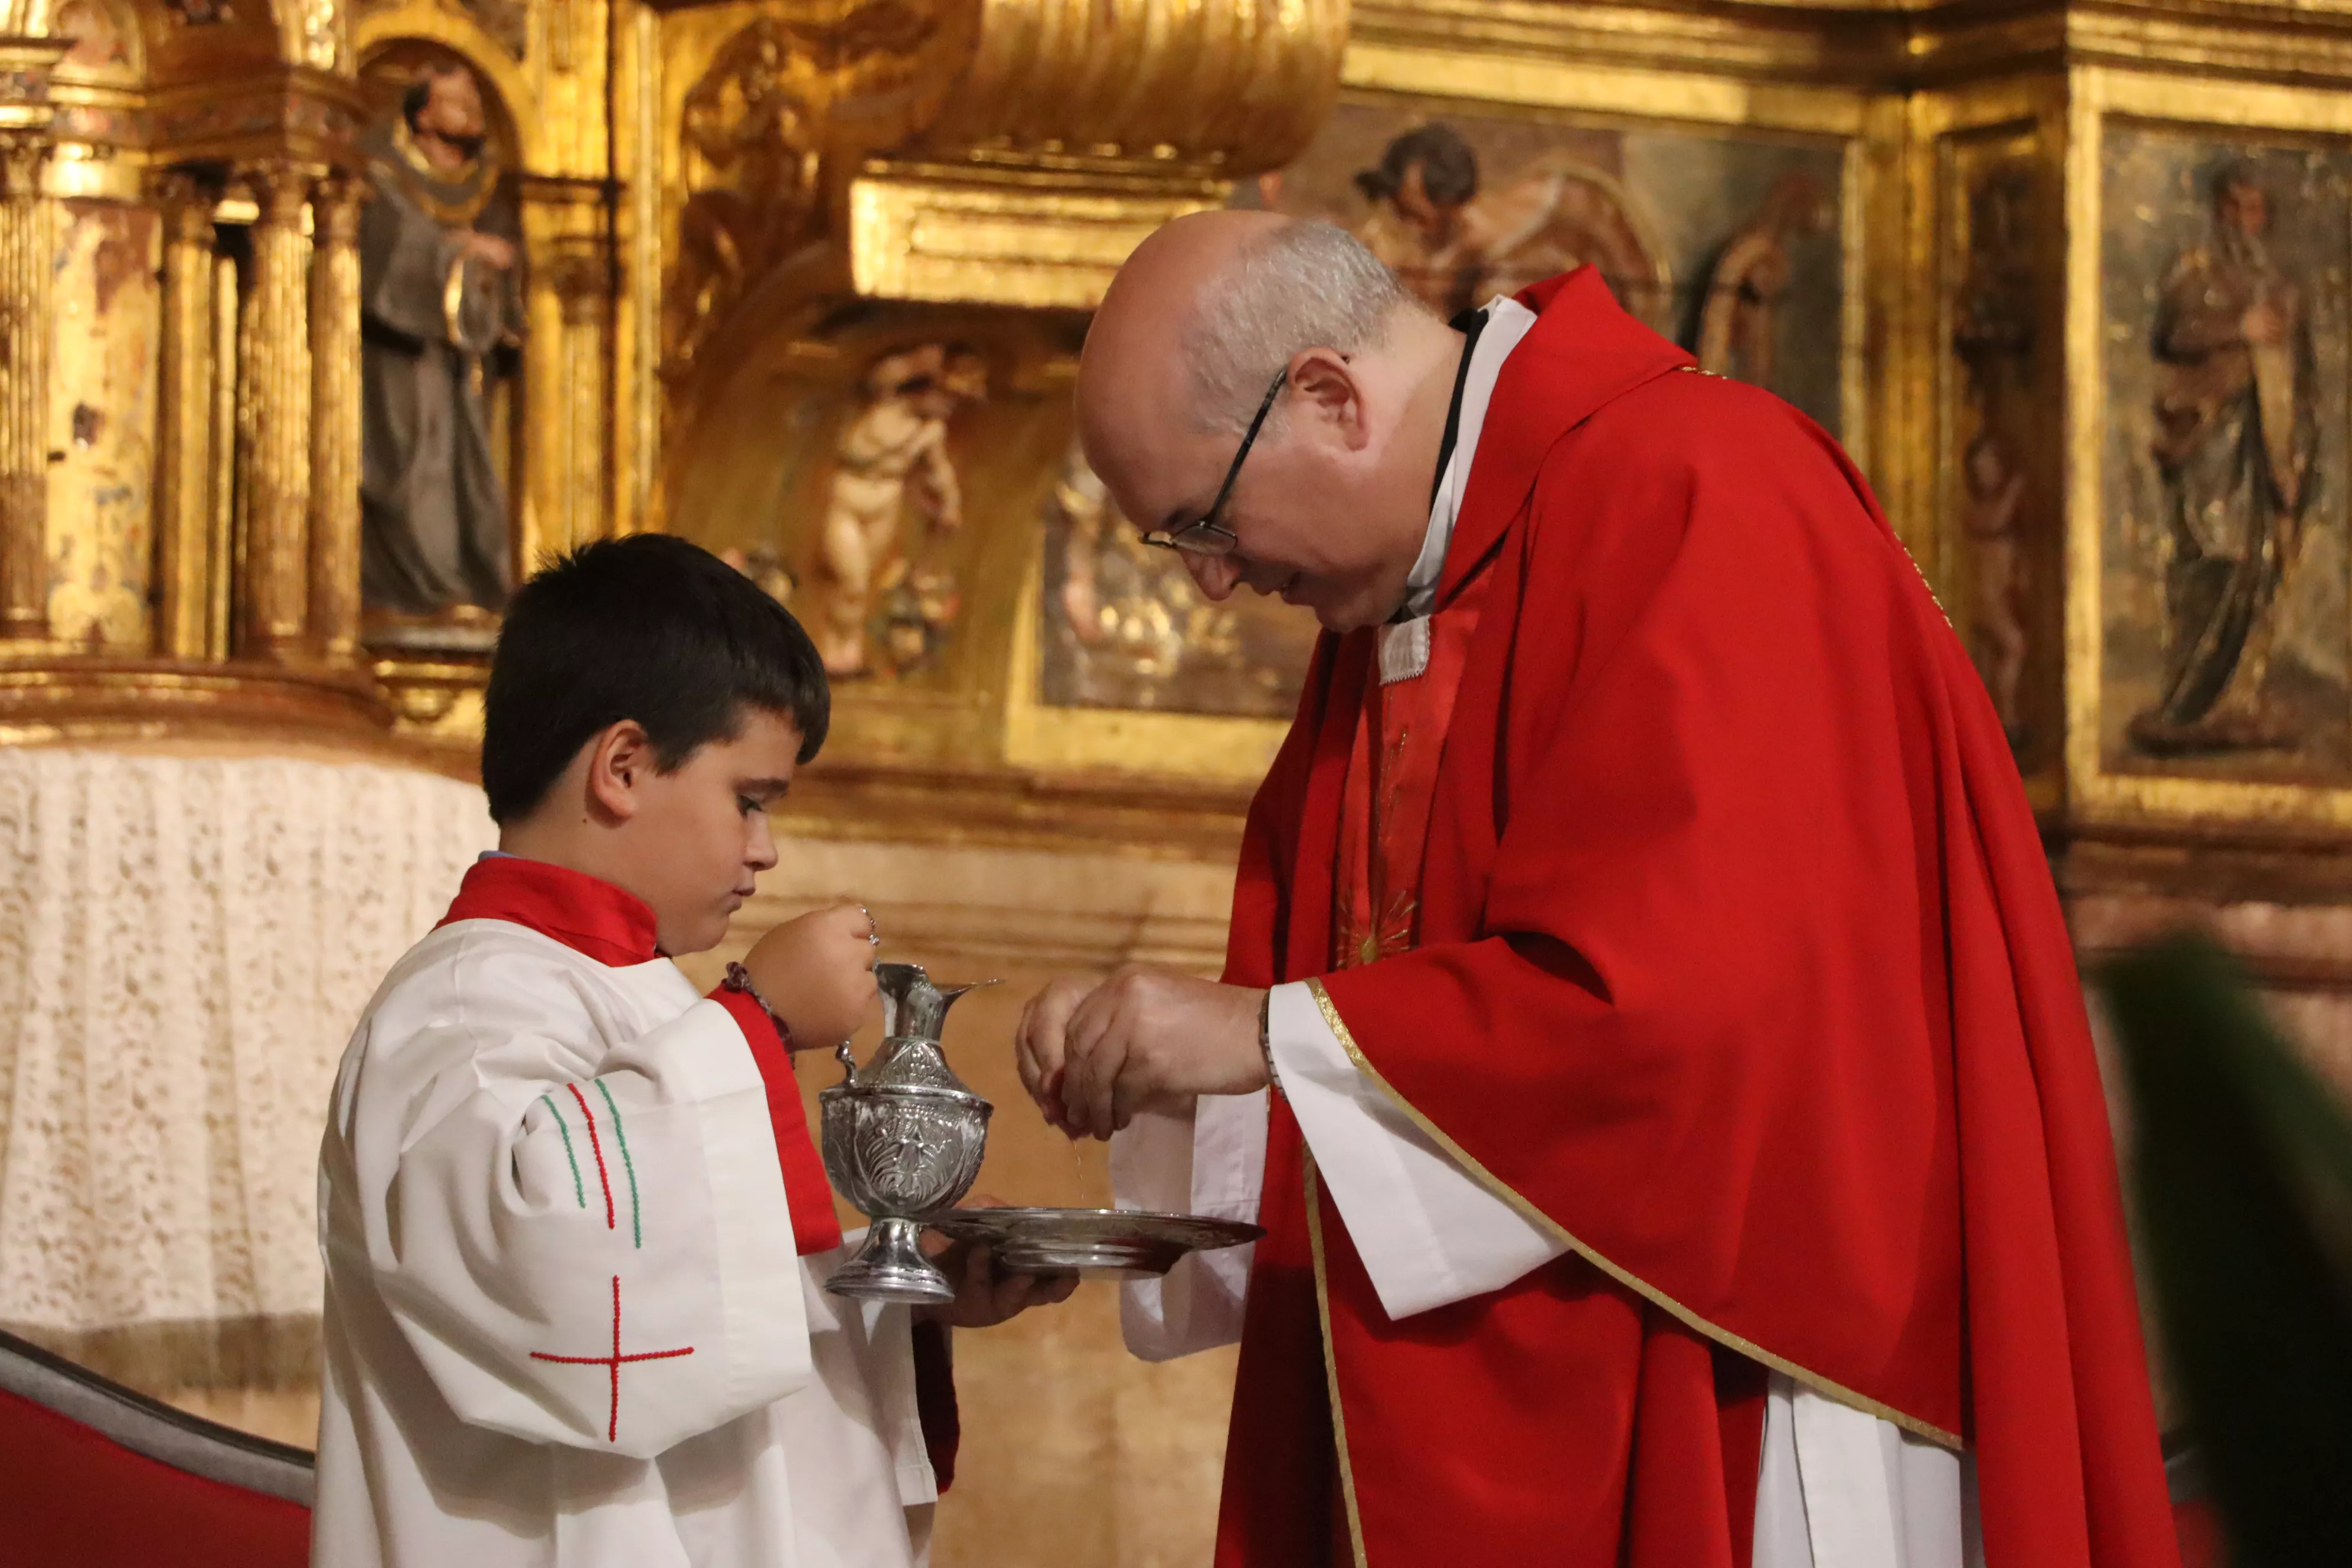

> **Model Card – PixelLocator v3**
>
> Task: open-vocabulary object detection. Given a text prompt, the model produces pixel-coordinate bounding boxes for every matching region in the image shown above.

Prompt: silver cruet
[817,961,994,1304]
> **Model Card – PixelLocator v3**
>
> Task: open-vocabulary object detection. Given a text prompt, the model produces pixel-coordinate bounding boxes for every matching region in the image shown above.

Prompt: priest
[1014,211,2180,1568]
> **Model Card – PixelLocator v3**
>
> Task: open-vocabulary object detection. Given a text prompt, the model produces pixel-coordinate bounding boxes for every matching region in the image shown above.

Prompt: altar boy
[313,535,1069,1567]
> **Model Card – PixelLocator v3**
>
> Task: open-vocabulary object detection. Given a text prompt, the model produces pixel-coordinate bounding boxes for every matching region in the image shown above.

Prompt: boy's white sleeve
[324,933,811,1459]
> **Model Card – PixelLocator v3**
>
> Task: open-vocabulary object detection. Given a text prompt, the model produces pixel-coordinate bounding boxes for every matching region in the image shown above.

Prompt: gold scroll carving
[659,1,964,376]
[848,0,1350,311]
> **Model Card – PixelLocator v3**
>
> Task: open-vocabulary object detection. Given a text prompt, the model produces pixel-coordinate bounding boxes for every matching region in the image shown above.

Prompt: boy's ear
[584,720,654,822]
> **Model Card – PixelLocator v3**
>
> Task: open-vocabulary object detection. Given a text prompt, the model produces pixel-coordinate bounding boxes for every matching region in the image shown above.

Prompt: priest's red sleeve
[709,986,844,1256]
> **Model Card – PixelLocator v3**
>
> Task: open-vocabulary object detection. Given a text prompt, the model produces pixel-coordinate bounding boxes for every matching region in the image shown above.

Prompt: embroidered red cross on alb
[530,1275,695,1442]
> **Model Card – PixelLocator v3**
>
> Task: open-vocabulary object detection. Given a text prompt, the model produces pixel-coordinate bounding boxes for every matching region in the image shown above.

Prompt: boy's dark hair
[481,534,829,824]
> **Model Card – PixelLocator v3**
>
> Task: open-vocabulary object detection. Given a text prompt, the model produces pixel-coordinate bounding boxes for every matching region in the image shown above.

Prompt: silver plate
[926,1207,1265,1280]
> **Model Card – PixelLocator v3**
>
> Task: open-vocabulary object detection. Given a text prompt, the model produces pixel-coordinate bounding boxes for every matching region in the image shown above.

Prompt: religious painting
[2096,128,2352,786]
[1943,130,2060,778]
[1246,99,1849,436]
[1036,442,1319,717]
[354,41,527,652]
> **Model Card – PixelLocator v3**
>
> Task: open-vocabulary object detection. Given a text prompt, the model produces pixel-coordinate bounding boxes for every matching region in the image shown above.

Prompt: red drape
[0,1385,309,1568]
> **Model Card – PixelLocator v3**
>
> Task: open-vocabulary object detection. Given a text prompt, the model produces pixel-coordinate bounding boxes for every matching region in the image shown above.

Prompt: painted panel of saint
[354,50,525,646]
[2099,131,2351,783]
[1244,102,1847,435]
[1037,441,1320,717]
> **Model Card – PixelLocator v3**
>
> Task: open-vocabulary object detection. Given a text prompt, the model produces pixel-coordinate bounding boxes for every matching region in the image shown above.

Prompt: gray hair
[1182,220,1420,432]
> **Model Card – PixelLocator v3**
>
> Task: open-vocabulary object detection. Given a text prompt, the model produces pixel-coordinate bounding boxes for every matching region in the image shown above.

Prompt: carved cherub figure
[816,344,988,677]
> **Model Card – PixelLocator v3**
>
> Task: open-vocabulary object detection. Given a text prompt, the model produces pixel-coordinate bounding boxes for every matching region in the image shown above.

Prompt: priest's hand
[1015,967,1269,1141]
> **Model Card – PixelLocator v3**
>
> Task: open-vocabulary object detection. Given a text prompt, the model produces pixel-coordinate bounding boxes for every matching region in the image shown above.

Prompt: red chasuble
[1214,270,2178,1568]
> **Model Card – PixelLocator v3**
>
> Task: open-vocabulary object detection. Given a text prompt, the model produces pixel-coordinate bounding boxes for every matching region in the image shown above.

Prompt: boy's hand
[741,901,878,1048]
[917,1240,1077,1328]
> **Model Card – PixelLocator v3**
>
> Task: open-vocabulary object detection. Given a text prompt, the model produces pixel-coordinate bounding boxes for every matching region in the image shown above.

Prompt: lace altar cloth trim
[0,750,492,1343]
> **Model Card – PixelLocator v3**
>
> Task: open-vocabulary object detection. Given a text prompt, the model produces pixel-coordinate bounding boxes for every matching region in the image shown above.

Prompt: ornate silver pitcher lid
[834,962,991,1093]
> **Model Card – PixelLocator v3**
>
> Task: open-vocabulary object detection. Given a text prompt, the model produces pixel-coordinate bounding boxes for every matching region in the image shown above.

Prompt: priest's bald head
[1077,211,1466,631]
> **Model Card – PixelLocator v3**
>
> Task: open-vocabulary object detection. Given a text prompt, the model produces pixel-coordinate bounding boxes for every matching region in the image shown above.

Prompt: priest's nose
[1186,551,1243,601]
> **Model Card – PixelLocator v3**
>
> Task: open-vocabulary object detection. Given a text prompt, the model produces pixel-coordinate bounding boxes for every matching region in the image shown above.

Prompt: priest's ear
[583,720,657,823]
[1283,347,1370,451]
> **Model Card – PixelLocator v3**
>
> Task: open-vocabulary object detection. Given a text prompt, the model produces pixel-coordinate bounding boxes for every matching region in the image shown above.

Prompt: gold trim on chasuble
[1304,1155,1373,1568]
[1303,977,1965,1451]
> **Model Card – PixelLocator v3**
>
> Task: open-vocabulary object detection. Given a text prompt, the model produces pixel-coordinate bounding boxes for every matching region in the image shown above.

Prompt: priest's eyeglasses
[1142,369,1288,557]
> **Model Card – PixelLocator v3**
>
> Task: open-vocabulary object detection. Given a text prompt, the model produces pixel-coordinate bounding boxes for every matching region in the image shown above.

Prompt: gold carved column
[235,162,318,661]
[307,172,364,665]
[154,172,220,662]
[0,42,61,646]
[519,175,618,564]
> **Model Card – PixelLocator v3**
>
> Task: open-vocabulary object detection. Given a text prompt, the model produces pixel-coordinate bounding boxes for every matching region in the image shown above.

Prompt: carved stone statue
[668,19,822,371]
[2129,162,2320,754]
[816,344,986,677]
[1696,172,1835,386]
[357,60,522,633]
[1962,430,2030,743]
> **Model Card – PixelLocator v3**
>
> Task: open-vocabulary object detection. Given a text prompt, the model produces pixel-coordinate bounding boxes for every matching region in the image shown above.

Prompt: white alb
[315,916,937,1567]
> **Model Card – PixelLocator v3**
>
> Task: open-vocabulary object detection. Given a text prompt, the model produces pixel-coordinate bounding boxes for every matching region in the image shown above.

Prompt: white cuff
[1110,1091,1266,1360]
[1266,980,1565,1319]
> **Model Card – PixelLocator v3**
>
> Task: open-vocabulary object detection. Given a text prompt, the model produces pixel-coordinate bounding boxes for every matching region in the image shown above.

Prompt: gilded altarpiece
[14,1,2352,1561]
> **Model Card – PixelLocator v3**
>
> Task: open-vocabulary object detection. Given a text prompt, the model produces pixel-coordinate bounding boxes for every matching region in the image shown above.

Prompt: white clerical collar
[1396,296,1540,623]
